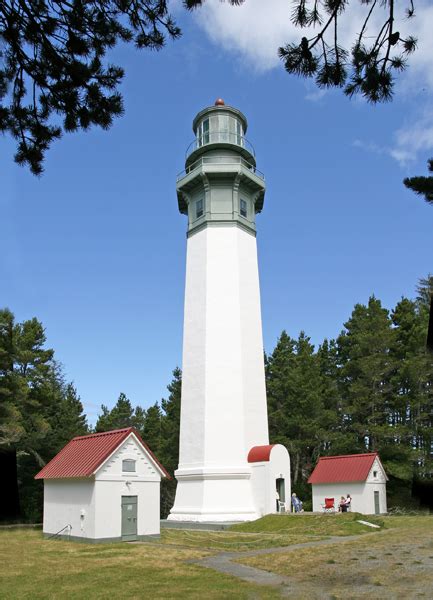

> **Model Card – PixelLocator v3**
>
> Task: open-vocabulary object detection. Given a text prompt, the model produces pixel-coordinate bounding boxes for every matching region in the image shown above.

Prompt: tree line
[1,276,432,521]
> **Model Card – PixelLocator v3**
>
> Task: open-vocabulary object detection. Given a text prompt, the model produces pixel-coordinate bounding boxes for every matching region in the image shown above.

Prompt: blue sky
[1,1,432,425]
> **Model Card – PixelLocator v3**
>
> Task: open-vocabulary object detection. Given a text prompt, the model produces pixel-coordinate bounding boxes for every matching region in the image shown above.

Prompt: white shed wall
[312,481,387,514]
[43,479,95,539]
[94,480,160,538]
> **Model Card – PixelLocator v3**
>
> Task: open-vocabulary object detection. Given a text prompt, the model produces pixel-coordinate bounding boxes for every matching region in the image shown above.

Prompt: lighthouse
[168,99,290,522]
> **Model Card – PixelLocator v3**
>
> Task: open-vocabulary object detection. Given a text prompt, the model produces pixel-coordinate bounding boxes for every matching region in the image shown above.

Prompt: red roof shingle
[308,453,382,484]
[35,427,170,480]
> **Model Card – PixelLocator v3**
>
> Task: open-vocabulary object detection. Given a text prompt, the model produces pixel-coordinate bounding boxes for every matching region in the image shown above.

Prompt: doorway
[374,491,380,515]
[276,478,285,503]
[276,478,285,512]
[121,496,138,541]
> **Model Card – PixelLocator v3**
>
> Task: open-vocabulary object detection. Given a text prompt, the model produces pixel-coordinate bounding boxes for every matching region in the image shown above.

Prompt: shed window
[122,459,136,472]
[240,199,247,218]
[196,198,204,218]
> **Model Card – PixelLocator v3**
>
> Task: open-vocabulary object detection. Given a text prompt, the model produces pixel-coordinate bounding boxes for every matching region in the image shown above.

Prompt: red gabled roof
[308,453,380,484]
[35,427,170,480]
[248,445,275,463]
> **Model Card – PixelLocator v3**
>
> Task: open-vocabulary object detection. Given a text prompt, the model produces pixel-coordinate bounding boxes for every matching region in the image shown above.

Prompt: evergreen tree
[0,309,88,520]
[95,393,134,432]
[1,1,181,174]
[159,368,182,518]
[404,159,433,206]
[141,403,163,456]
[391,295,433,480]
[316,339,357,455]
[189,1,419,104]
[1,1,420,174]
[45,383,88,451]
[0,309,57,519]
[160,367,182,475]
[337,297,394,453]
[267,331,327,485]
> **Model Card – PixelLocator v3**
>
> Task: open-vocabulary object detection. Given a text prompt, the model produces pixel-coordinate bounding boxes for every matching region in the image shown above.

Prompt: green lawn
[0,529,279,600]
[0,514,430,599]
[157,513,384,552]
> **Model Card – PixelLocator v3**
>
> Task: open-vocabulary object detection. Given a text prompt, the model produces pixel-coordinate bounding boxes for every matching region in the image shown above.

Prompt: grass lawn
[238,515,433,598]
[0,529,279,599]
[0,514,431,599]
[158,513,384,552]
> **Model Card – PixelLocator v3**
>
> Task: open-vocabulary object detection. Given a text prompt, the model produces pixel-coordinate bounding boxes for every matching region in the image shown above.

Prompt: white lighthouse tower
[168,99,290,522]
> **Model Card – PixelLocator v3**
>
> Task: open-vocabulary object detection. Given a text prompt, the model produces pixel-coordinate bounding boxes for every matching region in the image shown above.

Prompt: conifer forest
[1,276,432,521]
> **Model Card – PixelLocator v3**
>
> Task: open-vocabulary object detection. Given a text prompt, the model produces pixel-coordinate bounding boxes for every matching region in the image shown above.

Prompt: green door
[374,491,380,515]
[121,496,137,541]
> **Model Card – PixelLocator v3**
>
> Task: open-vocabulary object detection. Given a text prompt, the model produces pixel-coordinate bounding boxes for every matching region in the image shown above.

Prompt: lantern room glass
[197,114,244,148]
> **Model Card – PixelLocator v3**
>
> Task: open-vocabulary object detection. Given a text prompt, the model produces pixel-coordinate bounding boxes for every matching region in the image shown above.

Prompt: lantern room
[186,98,256,167]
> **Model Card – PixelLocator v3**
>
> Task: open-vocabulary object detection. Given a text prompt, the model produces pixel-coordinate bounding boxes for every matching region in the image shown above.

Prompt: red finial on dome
[214,98,225,106]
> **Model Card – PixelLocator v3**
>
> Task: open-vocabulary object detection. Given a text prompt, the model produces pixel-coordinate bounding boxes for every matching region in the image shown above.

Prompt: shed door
[374,491,380,515]
[121,496,137,541]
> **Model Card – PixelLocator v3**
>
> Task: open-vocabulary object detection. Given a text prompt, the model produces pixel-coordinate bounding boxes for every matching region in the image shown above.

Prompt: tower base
[167,466,260,523]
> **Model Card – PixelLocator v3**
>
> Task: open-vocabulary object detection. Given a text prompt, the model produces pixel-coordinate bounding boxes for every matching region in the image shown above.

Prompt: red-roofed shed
[36,428,169,543]
[309,453,388,515]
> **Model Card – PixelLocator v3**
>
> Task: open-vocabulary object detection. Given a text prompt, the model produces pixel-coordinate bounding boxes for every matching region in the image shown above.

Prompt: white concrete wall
[237,227,269,452]
[250,445,291,517]
[43,479,95,539]
[170,224,270,521]
[94,434,162,537]
[311,481,387,514]
[366,458,387,484]
[268,445,291,514]
[93,480,160,538]
[96,434,161,480]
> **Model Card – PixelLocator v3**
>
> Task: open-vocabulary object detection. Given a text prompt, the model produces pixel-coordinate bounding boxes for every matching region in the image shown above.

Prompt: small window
[373,470,378,478]
[240,199,247,218]
[236,120,242,145]
[196,198,204,218]
[122,459,136,473]
[203,119,209,144]
[198,119,209,146]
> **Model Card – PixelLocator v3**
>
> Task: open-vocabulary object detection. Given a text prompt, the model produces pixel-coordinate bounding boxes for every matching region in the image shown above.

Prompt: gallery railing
[185,132,256,160]
[177,155,265,182]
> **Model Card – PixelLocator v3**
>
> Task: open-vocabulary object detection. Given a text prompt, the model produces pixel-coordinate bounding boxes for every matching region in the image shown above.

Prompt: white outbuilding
[308,452,388,515]
[35,427,169,542]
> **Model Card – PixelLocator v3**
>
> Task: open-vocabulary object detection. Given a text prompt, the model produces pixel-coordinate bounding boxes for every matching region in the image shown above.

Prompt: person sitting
[291,492,303,513]
[339,496,348,512]
[345,494,352,511]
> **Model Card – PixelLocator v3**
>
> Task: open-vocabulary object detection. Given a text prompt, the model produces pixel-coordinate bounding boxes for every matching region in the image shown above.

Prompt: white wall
[311,481,387,514]
[96,434,161,480]
[93,480,160,538]
[170,224,270,521]
[94,434,162,537]
[43,479,95,538]
[250,445,291,517]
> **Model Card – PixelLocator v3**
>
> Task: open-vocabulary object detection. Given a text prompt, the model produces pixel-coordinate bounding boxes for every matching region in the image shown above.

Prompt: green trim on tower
[178,102,266,235]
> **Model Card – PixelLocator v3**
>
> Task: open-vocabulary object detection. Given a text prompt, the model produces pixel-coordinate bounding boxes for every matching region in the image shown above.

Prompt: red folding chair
[322,497,335,513]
